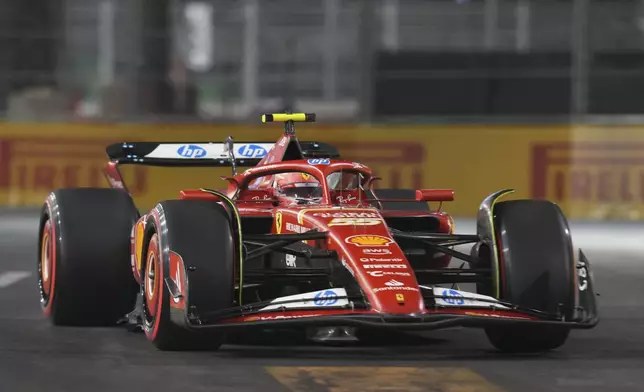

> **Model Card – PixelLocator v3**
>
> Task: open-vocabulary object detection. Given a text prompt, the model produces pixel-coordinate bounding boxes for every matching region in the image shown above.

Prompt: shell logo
[345,235,394,247]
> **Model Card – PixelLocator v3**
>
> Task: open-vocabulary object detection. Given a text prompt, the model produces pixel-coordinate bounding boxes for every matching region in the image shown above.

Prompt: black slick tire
[38,188,139,326]
[482,199,574,353]
[142,200,235,351]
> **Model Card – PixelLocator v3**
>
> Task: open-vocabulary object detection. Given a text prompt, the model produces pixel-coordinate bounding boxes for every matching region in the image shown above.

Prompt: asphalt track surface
[1,208,643,392]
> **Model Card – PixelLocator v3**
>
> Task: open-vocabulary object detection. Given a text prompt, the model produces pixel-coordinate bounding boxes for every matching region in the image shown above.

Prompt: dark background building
[2,0,644,122]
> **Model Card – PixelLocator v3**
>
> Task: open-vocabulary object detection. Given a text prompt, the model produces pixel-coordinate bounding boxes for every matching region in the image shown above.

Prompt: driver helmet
[274,172,322,203]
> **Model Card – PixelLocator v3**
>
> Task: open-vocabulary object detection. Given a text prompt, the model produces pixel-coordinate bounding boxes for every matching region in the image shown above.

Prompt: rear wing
[106,141,340,167]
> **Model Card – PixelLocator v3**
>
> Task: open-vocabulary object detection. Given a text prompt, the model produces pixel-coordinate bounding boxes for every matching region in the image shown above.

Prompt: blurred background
[0,0,642,220]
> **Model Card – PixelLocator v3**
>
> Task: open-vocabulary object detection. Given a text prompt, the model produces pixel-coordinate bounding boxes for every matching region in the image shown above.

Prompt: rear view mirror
[415,189,455,202]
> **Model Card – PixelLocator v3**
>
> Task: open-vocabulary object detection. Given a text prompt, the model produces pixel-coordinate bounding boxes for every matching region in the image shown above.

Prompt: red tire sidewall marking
[42,215,57,316]
[41,221,51,296]
[144,233,164,341]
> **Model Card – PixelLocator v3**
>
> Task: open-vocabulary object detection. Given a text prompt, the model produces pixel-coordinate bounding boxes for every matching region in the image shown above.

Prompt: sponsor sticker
[363,248,392,255]
[363,264,407,269]
[314,289,340,306]
[367,271,411,277]
[176,144,207,158]
[433,288,510,309]
[440,289,465,305]
[237,144,268,158]
[578,259,589,291]
[314,212,379,218]
[329,218,382,226]
[373,286,418,293]
[286,222,307,233]
[252,194,273,201]
[345,235,394,247]
[285,254,296,268]
[336,194,357,204]
[395,293,405,302]
[246,314,320,322]
[384,279,404,287]
[308,158,330,165]
[258,288,348,311]
[360,257,403,263]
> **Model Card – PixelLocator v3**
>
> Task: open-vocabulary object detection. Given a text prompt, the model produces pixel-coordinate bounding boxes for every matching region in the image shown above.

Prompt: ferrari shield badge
[275,211,283,234]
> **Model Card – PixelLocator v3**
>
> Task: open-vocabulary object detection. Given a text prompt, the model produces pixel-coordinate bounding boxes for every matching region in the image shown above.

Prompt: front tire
[141,200,236,351]
[480,200,574,353]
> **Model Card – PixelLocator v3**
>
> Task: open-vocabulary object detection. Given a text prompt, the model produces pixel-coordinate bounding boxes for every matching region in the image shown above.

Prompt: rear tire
[481,200,574,353]
[38,188,139,326]
[142,200,235,351]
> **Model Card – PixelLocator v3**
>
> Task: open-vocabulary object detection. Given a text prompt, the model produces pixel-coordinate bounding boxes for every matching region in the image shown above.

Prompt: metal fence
[2,0,644,123]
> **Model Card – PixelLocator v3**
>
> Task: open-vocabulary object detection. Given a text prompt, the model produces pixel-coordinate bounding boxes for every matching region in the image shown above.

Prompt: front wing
[170,250,598,333]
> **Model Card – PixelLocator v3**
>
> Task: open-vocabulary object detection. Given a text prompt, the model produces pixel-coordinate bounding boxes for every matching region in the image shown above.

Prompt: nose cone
[340,233,424,314]
[301,208,425,315]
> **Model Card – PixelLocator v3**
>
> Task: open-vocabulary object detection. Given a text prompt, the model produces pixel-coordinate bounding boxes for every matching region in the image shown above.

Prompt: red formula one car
[37,113,598,353]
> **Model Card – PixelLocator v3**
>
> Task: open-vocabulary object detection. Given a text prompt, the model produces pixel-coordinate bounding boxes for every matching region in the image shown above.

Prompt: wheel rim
[40,224,52,295]
[38,219,55,311]
[145,249,159,318]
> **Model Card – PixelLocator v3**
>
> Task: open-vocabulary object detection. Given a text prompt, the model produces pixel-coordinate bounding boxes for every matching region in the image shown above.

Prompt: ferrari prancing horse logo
[275,212,283,234]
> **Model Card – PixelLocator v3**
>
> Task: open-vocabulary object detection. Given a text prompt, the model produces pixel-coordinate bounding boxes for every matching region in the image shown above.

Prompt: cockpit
[240,164,371,207]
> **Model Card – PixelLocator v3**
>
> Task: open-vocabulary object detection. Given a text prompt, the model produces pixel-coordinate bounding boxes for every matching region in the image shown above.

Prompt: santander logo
[384,279,404,287]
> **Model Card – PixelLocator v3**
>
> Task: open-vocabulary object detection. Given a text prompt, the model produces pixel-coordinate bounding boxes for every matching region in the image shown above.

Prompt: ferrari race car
[37,113,598,353]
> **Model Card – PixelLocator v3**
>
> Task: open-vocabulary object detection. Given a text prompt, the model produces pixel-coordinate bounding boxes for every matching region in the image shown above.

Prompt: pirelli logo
[333,142,425,189]
[0,138,147,195]
[531,142,644,203]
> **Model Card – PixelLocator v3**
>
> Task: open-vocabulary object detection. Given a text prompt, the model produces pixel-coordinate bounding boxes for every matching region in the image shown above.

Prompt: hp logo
[442,289,465,305]
[177,144,207,158]
[307,158,330,165]
[237,144,267,158]
[314,290,339,306]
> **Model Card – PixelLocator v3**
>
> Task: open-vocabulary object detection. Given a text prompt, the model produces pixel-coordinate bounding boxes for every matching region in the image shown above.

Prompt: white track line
[0,271,32,288]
